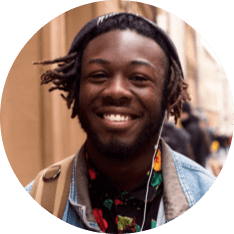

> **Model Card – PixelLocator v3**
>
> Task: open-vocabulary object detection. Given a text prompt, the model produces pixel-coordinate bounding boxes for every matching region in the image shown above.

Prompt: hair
[34,14,190,124]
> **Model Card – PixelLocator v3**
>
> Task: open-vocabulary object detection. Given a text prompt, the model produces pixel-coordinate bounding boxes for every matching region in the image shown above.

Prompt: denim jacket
[26,139,216,231]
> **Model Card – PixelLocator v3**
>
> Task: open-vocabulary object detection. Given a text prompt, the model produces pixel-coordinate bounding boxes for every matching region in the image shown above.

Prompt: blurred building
[1,1,233,186]
[233,102,234,132]
[157,8,233,136]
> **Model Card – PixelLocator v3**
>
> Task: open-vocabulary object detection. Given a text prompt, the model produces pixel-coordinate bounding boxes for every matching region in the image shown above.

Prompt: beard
[77,107,165,161]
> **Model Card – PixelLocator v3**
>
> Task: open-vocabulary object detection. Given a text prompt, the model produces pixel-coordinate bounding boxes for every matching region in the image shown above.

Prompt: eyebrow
[87,58,155,70]
[130,60,153,68]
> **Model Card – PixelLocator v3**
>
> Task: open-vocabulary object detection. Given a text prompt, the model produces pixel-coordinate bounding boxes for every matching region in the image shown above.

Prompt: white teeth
[125,116,130,121]
[116,115,121,121]
[103,114,131,122]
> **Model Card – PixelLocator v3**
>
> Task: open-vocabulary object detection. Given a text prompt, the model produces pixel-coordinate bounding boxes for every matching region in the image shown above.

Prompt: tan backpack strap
[30,155,75,219]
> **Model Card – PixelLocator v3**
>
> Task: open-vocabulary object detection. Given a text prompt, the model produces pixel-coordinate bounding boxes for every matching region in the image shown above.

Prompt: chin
[90,136,142,160]
[85,122,160,161]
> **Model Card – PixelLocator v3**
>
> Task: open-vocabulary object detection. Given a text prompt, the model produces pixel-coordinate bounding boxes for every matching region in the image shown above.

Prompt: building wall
[196,35,233,135]
[157,8,233,135]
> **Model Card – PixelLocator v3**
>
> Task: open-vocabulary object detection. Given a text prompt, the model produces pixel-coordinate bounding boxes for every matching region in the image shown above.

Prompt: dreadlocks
[34,13,190,124]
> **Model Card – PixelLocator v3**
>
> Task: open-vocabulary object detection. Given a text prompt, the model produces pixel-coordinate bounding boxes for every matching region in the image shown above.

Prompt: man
[161,121,195,160]
[181,103,210,167]
[26,13,215,233]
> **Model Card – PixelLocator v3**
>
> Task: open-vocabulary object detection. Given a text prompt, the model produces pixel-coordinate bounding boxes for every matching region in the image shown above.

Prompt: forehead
[81,29,168,74]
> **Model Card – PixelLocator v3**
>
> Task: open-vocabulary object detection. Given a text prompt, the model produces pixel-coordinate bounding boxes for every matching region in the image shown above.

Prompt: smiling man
[26,13,215,233]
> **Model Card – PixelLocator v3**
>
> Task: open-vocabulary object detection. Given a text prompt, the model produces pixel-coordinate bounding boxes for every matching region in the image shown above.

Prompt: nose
[102,75,133,105]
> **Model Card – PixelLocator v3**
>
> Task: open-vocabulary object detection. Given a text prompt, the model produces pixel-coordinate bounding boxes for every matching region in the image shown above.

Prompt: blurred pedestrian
[162,121,195,160]
[206,137,229,176]
[181,103,209,167]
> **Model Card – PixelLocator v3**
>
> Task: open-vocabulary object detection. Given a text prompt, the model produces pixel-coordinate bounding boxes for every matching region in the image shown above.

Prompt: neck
[86,135,159,191]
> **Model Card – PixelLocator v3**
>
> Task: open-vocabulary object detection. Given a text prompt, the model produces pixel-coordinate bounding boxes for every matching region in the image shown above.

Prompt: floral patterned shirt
[86,147,163,233]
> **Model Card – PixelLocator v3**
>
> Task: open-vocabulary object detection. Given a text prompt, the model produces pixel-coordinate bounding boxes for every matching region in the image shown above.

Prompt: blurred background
[1,0,233,186]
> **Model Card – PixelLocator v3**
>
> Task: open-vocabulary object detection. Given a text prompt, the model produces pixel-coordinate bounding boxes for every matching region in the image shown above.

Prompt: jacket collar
[160,139,190,221]
[74,144,97,223]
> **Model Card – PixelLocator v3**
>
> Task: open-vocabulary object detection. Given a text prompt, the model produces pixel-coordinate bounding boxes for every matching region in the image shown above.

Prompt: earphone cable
[140,112,167,231]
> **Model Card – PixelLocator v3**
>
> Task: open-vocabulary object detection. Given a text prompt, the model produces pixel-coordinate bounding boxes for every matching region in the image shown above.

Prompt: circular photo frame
[0,0,233,233]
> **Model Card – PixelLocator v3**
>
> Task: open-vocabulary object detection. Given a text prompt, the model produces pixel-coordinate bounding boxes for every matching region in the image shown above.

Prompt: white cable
[140,112,167,231]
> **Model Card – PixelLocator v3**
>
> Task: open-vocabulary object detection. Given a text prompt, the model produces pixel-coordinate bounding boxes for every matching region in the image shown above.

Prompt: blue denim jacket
[26,140,216,231]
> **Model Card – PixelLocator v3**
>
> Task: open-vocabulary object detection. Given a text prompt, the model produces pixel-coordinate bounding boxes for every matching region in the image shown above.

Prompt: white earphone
[140,111,167,231]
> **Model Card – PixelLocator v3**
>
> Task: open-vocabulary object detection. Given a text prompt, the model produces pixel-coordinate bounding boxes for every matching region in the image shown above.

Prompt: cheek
[135,86,163,109]
[79,82,90,106]
[79,82,102,106]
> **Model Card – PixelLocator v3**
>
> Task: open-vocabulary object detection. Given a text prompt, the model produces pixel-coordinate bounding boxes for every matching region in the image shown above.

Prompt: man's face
[78,29,169,159]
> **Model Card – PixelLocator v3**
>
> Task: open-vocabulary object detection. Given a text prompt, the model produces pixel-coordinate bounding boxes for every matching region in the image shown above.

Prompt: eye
[89,72,108,83]
[91,72,106,78]
[131,75,149,83]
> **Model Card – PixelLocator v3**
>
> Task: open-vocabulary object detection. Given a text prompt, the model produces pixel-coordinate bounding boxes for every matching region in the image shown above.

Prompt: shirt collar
[85,146,163,203]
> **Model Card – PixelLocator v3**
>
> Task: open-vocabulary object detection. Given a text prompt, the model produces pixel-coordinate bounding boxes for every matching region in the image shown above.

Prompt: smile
[103,114,131,122]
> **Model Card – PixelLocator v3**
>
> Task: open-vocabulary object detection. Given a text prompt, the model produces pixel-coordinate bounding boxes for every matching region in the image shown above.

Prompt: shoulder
[24,154,76,195]
[171,149,216,203]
